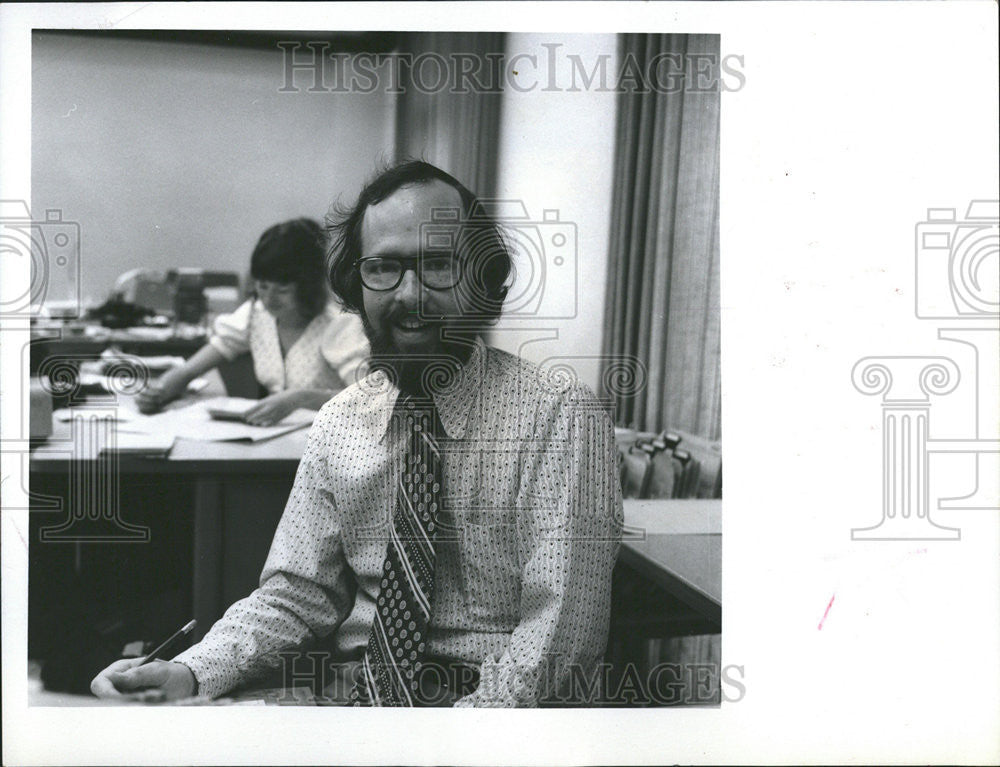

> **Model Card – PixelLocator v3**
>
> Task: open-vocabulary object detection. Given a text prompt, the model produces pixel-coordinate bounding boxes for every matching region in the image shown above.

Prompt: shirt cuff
[171,644,234,700]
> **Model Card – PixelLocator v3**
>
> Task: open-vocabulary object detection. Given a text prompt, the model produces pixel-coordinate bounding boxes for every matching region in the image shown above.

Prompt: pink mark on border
[818,594,836,630]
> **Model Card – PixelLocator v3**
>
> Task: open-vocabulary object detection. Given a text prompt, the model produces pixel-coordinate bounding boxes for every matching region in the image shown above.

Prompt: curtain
[394,32,505,199]
[601,34,721,440]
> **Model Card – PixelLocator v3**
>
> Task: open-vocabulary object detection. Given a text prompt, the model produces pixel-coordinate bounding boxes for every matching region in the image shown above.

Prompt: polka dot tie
[350,394,444,706]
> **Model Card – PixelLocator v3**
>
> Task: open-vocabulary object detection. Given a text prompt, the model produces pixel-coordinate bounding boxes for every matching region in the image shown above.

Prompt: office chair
[616,427,721,500]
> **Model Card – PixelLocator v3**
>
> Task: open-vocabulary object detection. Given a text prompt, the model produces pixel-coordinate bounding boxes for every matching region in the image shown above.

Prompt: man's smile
[391,317,438,344]
[396,318,430,330]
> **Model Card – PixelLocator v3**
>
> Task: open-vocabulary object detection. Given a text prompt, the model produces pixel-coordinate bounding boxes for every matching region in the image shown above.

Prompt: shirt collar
[373,336,486,443]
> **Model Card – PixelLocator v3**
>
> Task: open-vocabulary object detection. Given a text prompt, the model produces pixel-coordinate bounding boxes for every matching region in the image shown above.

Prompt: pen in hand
[138,619,197,666]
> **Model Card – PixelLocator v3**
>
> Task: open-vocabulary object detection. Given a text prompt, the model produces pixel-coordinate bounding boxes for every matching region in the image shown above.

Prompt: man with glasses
[92,161,622,707]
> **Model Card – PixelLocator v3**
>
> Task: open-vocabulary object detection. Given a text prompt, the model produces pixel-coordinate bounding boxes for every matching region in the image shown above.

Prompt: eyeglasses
[356,256,462,291]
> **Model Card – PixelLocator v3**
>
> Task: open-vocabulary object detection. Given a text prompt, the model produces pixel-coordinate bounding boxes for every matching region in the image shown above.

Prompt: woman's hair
[250,218,329,319]
[326,161,512,323]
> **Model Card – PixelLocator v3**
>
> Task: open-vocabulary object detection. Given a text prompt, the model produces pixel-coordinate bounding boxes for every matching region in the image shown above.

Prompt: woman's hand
[90,658,197,702]
[135,372,188,414]
[244,390,305,426]
[135,344,228,414]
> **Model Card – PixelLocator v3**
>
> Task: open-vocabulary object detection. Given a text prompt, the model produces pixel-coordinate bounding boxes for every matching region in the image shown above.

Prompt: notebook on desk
[206,397,258,422]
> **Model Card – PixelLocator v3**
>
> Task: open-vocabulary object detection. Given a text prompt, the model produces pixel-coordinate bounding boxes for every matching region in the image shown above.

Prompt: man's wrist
[172,660,199,697]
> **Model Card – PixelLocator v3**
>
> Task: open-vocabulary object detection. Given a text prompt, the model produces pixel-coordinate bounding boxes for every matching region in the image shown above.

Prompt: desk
[620,499,721,628]
[29,388,308,642]
[30,324,263,399]
[29,324,207,374]
[30,406,722,649]
[28,450,721,705]
[26,661,310,706]
[603,499,721,705]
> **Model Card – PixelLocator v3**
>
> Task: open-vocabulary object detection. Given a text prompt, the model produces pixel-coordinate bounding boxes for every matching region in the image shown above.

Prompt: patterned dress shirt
[174,337,622,706]
[209,299,369,393]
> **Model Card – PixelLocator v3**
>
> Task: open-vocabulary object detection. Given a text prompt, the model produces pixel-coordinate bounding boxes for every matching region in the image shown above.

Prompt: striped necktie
[350,393,444,706]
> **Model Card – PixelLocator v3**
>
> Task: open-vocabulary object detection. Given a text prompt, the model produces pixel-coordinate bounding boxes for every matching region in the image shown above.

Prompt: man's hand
[90,658,197,702]
[244,390,304,426]
[135,373,187,414]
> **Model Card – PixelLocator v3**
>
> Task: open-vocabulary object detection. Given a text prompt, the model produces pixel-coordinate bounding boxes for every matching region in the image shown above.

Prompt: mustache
[386,307,448,323]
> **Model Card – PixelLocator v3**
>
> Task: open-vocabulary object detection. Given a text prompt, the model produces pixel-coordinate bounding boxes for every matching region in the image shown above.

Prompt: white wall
[32,34,395,306]
[491,33,619,393]
[31,31,618,394]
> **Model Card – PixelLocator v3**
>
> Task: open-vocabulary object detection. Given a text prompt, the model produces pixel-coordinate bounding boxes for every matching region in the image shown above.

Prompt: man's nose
[394,268,422,303]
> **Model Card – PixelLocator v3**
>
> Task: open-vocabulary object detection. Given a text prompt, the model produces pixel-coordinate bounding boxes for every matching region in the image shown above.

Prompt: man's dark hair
[326,161,512,323]
[250,218,329,319]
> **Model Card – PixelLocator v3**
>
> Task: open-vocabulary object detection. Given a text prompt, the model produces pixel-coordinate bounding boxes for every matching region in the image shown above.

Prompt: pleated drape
[393,32,505,199]
[601,34,721,440]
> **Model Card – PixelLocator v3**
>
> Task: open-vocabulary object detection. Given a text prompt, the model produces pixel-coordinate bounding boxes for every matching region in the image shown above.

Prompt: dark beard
[360,311,476,397]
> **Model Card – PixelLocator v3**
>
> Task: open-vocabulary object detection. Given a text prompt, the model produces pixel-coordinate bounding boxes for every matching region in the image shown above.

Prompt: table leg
[192,480,224,642]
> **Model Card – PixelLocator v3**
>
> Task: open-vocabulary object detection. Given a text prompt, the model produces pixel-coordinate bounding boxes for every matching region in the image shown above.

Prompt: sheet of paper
[53,407,132,423]
[116,398,316,442]
[98,349,186,371]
